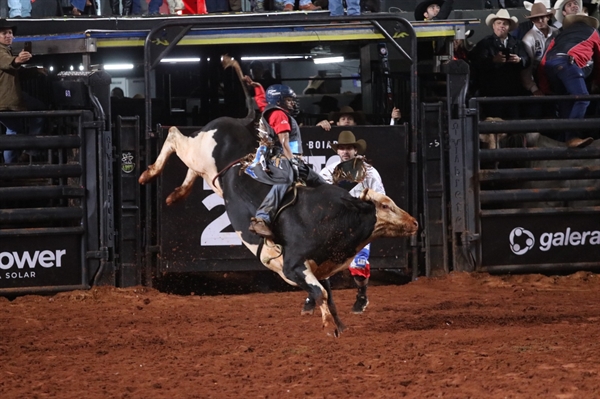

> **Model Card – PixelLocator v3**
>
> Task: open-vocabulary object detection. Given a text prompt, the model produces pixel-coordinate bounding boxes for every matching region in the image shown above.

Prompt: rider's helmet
[266,84,300,117]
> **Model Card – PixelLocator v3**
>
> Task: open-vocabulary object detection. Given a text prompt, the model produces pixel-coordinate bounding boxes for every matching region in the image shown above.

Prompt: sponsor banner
[0,234,83,289]
[159,126,410,272]
[481,214,600,266]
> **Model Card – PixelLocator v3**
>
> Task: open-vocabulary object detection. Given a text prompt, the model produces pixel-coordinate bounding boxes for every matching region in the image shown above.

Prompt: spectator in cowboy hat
[521,2,559,96]
[513,0,555,40]
[469,9,530,119]
[316,105,366,131]
[539,12,600,139]
[413,0,454,21]
[316,105,402,130]
[553,0,583,29]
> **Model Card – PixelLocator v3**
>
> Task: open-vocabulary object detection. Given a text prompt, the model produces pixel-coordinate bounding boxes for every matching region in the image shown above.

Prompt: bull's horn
[359,188,371,201]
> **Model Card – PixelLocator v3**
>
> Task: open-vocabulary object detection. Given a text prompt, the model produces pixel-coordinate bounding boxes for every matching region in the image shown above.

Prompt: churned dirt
[1,271,600,399]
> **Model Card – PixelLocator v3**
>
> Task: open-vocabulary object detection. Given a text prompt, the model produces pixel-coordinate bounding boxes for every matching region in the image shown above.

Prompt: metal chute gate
[140,14,421,280]
[442,60,600,274]
[0,108,112,295]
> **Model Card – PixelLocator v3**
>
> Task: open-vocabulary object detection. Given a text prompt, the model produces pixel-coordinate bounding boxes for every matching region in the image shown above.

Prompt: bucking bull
[139,56,418,337]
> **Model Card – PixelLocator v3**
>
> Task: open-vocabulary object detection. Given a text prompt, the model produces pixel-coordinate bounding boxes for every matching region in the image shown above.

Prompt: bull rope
[274,184,299,220]
[211,155,253,187]
[259,238,283,265]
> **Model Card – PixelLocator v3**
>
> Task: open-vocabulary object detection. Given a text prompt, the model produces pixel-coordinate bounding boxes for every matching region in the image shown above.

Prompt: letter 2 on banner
[200,181,241,246]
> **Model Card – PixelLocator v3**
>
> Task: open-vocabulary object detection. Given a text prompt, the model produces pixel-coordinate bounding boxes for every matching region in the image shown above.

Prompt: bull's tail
[221,54,255,122]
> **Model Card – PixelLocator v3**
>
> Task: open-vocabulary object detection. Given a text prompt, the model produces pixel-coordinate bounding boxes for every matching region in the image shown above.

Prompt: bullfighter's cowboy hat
[331,131,367,155]
[485,9,519,31]
[562,12,600,30]
[523,0,550,12]
[329,105,366,125]
[0,19,17,34]
[554,0,583,25]
[526,2,555,19]
[414,0,445,21]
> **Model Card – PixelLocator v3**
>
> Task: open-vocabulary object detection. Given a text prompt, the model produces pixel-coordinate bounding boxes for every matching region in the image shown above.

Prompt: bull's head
[360,188,418,238]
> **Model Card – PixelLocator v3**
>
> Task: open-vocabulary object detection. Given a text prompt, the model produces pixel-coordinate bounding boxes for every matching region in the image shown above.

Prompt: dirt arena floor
[1,271,600,399]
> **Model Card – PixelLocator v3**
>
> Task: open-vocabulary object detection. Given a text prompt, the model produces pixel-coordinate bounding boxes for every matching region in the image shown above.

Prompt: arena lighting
[160,57,201,63]
[241,55,307,61]
[313,56,344,64]
[104,63,134,70]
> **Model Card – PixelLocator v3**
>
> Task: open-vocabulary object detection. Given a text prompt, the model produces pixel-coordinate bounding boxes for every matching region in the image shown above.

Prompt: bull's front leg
[320,278,346,334]
[284,259,343,337]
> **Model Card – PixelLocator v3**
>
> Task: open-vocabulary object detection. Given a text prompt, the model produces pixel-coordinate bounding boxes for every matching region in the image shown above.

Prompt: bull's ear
[360,188,371,202]
[169,126,182,135]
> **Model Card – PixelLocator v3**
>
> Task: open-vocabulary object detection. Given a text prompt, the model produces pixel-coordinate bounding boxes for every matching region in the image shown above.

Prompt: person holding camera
[470,9,531,119]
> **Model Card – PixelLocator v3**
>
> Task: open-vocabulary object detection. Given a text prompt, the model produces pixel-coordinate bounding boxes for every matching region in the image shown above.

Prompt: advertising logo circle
[509,227,535,255]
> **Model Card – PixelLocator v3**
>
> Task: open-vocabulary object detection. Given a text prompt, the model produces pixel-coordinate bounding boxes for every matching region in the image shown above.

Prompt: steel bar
[0,135,81,150]
[0,186,85,200]
[0,227,85,236]
[478,118,600,133]
[0,165,82,179]
[480,187,600,203]
[479,166,600,182]
[480,147,600,162]
[0,207,83,223]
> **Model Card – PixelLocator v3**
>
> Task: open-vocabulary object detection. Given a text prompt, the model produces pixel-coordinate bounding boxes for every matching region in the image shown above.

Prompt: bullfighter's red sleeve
[254,85,267,112]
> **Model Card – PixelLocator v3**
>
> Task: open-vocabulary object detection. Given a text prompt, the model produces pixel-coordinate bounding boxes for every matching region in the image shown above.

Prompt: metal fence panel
[0,111,111,295]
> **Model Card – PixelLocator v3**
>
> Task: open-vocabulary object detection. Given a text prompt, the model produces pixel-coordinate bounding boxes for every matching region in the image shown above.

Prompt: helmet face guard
[266,84,300,116]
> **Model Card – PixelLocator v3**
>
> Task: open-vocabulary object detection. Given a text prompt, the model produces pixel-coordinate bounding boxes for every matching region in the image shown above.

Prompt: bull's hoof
[567,137,594,148]
[139,169,156,185]
[166,187,187,206]
[165,194,176,206]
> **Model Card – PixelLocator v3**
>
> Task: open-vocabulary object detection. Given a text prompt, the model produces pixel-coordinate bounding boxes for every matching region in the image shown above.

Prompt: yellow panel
[95,28,457,48]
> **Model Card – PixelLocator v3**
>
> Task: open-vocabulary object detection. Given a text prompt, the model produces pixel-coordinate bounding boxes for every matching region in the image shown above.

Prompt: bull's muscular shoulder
[274,184,377,264]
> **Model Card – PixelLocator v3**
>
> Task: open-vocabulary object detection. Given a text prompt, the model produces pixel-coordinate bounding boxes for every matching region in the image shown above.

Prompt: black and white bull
[139,117,418,337]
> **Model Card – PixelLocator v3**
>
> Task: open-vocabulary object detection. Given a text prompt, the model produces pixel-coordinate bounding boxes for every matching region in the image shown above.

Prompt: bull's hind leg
[166,168,199,205]
[139,126,184,185]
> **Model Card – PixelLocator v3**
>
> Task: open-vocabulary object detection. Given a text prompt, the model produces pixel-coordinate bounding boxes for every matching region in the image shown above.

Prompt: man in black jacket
[470,9,531,119]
